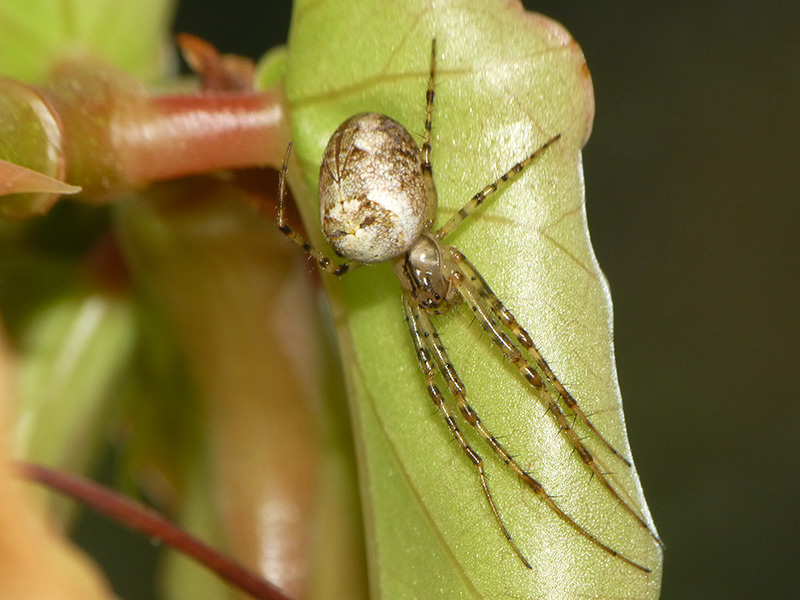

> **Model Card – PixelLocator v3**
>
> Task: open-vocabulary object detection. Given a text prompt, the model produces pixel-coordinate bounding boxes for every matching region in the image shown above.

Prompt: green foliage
[0,0,176,82]
[282,0,662,597]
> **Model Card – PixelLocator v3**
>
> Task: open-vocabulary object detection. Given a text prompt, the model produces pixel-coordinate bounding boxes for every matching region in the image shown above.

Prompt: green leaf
[15,293,135,507]
[284,0,663,597]
[0,0,176,82]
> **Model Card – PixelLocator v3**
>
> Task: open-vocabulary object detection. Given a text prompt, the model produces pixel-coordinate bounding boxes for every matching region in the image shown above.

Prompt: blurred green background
[72,1,798,598]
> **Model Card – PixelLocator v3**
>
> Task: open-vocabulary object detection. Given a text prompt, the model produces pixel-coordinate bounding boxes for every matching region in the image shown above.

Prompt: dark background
[81,2,799,598]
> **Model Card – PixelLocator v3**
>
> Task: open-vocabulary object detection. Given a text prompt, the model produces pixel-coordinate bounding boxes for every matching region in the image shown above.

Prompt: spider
[277,39,657,572]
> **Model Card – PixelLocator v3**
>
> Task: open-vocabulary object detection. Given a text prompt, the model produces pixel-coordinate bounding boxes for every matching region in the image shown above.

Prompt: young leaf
[0,159,80,218]
[0,0,176,82]
[283,0,663,597]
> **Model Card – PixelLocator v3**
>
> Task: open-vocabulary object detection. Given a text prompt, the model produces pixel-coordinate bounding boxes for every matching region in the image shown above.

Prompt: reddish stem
[16,462,292,600]
[36,59,290,196]
[2,46,288,215]
[117,91,288,183]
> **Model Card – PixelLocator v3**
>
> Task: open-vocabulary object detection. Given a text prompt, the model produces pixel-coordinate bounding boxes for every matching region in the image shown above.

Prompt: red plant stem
[16,462,293,600]
[115,91,288,183]
[2,57,289,213]
[31,59,290,196]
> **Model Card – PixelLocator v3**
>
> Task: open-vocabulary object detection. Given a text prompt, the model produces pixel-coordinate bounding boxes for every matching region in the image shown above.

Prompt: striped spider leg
[277,39,655,571]
[440,248,659,538]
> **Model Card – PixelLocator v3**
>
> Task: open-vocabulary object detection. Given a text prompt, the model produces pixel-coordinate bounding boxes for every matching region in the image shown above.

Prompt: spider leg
[402,292,533,569]
[444,258,661,545]
[277,142,353,276]
[433,133,561,241]
[421,39,439,230]
[408,295,651,572]
[449,248,632,467]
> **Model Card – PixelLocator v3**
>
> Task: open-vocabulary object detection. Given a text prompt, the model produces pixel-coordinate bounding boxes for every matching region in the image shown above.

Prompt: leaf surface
[0,0,175,82]
[284,0,663,598]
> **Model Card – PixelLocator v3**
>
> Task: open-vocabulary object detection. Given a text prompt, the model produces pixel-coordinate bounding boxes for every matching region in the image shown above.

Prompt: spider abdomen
[319,113,429,263]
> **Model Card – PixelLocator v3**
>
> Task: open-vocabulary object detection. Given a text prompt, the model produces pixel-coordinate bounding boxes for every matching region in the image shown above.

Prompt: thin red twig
[16,462,292,600]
